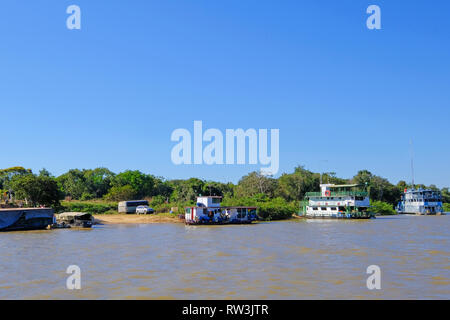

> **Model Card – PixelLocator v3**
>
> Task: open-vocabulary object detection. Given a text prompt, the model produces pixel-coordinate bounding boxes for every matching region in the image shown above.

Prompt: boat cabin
[185,196,257,225]
[300,183,373,219]
[396,188,443,215]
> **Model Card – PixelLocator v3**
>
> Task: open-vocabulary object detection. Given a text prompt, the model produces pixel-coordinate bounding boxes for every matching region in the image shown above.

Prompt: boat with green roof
[298,183,375,219]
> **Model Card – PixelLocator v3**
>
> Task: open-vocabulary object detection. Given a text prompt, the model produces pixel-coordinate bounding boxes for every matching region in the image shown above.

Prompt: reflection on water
[0,215,449,299]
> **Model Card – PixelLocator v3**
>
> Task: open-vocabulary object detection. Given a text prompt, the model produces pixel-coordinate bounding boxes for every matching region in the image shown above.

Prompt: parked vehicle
[136,205,155,214]
[118,200,149,214]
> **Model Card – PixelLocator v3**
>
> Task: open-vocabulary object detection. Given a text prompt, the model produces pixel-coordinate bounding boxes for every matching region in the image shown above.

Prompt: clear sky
[1,1,449,187]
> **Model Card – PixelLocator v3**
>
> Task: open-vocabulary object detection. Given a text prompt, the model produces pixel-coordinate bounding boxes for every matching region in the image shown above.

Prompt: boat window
[212,198,221,204]
[331,207,337,210]
[236,208,243,218]
[186,208,191,214]
[321,207,327,210]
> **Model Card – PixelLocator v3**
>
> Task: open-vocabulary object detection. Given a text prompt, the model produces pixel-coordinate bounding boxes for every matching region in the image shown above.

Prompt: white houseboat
[185,196,257,225]
[299,184,375,219]
[396,188,444,215]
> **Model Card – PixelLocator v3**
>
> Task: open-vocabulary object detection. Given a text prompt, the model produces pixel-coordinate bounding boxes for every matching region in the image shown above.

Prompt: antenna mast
[410,139,415,188]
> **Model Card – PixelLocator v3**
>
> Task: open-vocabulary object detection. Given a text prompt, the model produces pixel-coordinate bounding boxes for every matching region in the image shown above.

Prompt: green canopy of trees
[2,165,448,216]
[9,174,61,207]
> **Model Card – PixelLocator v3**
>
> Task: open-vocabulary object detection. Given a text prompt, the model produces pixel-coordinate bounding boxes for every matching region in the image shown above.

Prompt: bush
[371,200,396,215]
[257,198,297,220]
[150,195,166,207]
[443,203,450,212]
[222,195,296,221]
[104,185,136,201]
[59,201,117,214]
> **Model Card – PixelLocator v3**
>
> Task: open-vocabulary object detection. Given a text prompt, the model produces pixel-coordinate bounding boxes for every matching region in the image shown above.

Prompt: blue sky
[0,1,449,187]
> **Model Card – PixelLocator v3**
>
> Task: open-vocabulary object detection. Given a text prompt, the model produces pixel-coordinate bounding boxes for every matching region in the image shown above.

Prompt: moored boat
[396,188,444,215]
[55,212,94,228]
[185,196,257,225]
[299,183,375,219]
[0,208,54,231]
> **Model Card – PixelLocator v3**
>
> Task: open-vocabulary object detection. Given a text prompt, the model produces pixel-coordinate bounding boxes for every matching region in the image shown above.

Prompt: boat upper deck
[305,191,368,198]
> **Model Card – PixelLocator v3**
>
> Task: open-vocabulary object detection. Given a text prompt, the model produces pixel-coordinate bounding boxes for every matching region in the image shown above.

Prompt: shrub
[222,196,295,221]
[443,203,450,212]
[371,200,396,215]
[104,185,136,201]
[59,201,117,214]
[257,198,297,220]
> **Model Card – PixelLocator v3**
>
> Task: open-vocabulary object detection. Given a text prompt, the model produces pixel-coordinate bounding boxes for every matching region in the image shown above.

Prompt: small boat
[299,183,375,219]
[184,196,257,225]
[56,212,94,228]
[0,208,54,231]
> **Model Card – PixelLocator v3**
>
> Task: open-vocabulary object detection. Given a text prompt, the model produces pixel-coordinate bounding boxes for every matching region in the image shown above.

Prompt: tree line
[1,166,449,218]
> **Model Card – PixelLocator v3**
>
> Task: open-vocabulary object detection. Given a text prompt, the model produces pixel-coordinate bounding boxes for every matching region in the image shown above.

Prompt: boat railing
[305,191,368,198]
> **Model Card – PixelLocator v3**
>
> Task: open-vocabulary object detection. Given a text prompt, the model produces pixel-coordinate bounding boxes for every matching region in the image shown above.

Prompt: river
[0,215,449,299]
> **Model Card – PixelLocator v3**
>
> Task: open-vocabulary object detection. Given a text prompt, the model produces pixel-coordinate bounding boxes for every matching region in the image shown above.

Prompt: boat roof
[197,195,223,198]
[405,189,441,193]
[0,207,52,211]
[185,206,257,209]
[57,212,92,217]
[329,184,363,188]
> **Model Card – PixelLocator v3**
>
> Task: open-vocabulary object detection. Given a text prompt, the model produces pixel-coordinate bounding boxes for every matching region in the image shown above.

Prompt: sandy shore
[93,214,183,225]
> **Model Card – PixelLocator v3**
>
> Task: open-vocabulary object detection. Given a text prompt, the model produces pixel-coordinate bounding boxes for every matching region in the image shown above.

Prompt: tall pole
[410,139,415,188]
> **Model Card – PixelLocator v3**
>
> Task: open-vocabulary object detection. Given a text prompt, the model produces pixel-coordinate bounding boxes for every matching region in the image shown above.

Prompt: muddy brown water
[0,215,448,299]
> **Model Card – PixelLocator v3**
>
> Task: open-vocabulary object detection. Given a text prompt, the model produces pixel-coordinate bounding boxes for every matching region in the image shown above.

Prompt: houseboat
[396,188,444,215]
[299,184,375,219]
[56,212,94,228]
[185,196,257,225]
[0,208,54,231]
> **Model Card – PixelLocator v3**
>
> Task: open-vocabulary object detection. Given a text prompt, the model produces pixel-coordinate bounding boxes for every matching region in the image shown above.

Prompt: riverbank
[93,214,183,225]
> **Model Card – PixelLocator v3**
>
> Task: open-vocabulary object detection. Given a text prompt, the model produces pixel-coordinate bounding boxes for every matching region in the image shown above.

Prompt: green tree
[104,185,137,201]
[57,168,115,200]
[277,166,320,201]
[83,168,115,199]
[39,168,52,177]
[352,170,400,205]
[441,188,450,203]
[10,174,61,207]
[110,170,155,199]
[0,166,32,190]
[235,172,277,198]
[202,181,234,198]
[56,169,87,199]
[170,178,205,203]
[153,178,173,200]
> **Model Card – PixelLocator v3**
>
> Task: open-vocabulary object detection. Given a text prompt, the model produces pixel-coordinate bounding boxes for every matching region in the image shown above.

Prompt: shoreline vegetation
[1,166,449,222]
